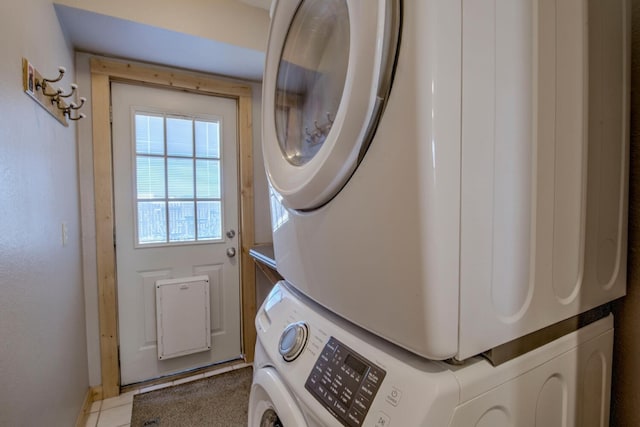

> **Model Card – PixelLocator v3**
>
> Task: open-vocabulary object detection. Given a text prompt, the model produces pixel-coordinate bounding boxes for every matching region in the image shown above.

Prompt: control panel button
[326,393,336,405]
[334,400,348,416]
[353,394,369,412]
[361,382,375,398]
[347,408,364,426]
[308,374,319,387]
[385,387,402,407]
[374,411,391,427]
[367,368,383,386]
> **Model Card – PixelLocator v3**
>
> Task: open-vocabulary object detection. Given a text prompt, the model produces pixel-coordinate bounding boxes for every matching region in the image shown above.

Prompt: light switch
[61,222,68,246]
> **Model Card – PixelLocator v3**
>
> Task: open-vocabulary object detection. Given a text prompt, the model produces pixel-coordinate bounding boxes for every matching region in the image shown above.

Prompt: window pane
[137,201,167,244]
[167,158,194,199]
[167,118,193,157]
[135,114,164,155]
[169,201,195,242]
[197,201,222,240]
[195,121,220,158]
[196,159,221,199]
[136,156,165,199]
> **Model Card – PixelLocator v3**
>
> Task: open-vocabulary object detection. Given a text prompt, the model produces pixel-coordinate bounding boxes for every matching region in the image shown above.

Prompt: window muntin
[274,0,350,166]
[134,113,222,246]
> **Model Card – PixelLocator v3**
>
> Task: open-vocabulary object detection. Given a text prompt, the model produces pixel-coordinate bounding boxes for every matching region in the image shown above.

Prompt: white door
[111,82,241,385]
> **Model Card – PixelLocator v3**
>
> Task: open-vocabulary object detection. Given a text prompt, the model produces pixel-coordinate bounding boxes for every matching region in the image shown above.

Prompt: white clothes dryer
[248,282,615,427]
[262,0,630,361]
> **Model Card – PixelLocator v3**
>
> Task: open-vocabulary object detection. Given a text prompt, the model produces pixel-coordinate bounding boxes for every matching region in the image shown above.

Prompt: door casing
[90,58,256,398]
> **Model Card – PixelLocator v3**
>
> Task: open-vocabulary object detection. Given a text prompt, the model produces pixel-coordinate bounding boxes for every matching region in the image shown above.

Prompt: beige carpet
[130,367,253,427]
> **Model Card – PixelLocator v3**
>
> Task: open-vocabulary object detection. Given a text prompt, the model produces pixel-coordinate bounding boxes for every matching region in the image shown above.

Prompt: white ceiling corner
[54,3,267,81]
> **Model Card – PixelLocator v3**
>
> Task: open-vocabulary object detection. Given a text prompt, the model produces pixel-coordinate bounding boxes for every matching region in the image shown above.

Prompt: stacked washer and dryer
[249,0,630,426]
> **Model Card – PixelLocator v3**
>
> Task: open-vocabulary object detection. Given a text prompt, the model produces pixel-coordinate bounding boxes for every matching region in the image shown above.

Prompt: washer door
[248,367,308,427]
[263,0,400,210]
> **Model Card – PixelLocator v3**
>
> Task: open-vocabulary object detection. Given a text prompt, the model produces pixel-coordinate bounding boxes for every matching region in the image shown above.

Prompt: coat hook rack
[22,58,87,126]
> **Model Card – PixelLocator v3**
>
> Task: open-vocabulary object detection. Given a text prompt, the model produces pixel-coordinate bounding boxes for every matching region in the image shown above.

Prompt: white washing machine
[262,0,630,361]
[249,282,614,427]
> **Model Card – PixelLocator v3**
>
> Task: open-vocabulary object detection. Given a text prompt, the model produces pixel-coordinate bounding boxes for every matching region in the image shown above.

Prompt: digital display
[344,354,367,376]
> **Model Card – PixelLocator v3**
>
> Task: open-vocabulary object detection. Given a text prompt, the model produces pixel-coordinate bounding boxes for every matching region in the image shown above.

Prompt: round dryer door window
[263,0,400,210]
[275,0,349,167]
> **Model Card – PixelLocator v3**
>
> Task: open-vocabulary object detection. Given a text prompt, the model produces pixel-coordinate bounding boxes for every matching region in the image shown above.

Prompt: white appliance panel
[264,0,629,360]
[267,0,462,360]
[249,282,614,427]
[458,0,629,359]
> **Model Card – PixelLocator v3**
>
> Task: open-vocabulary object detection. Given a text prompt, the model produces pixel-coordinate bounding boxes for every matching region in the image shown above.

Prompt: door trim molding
[90,58,256,398]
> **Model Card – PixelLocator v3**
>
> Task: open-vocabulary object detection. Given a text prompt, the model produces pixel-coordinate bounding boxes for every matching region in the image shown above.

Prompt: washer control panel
[305,337,386,427]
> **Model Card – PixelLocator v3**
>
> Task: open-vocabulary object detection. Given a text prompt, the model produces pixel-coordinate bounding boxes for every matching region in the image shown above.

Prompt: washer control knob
[278,321,308,362]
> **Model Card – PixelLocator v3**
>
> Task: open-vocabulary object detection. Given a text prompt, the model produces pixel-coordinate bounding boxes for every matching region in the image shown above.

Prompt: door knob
[226,229,236,238]
[226,247,236,258]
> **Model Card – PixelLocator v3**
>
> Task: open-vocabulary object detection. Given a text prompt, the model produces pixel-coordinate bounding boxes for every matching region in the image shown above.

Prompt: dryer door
[263,0,400,210]
[248,367,308,426]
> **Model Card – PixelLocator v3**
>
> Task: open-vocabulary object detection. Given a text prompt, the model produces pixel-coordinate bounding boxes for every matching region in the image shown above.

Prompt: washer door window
[263,0,400,210]
[260,409,283,427]
[248,368,307,427]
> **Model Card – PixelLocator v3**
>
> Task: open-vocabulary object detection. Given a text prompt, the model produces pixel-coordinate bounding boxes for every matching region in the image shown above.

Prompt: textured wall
[611,0,640,425]
[0,0,89,425]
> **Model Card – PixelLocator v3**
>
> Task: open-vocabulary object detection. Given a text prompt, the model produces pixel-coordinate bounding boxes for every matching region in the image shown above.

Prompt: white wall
[75,52,101,387]
[0,0,89,425]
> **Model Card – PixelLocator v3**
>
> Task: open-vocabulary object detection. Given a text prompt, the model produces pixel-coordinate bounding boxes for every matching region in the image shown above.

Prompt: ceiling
[54,1,272,81]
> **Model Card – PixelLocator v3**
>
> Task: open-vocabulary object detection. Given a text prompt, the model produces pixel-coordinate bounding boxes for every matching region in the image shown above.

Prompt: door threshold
[120,357,248,394]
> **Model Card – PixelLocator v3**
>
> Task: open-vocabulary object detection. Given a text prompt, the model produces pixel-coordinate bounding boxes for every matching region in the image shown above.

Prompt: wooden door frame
[90,58,256,398]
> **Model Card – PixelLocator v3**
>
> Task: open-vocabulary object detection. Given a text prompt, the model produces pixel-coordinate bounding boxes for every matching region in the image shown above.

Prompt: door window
[135,113,223,246]
[275,0,350,166]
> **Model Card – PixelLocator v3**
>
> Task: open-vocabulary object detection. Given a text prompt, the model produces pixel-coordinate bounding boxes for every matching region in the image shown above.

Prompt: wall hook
[41,66,66,84]
[35,66,65,95]
[23,58,86,126]
[69,97,86,110]
[39,84,60,98]
[65,110,86,121]
[57,83,78,98]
